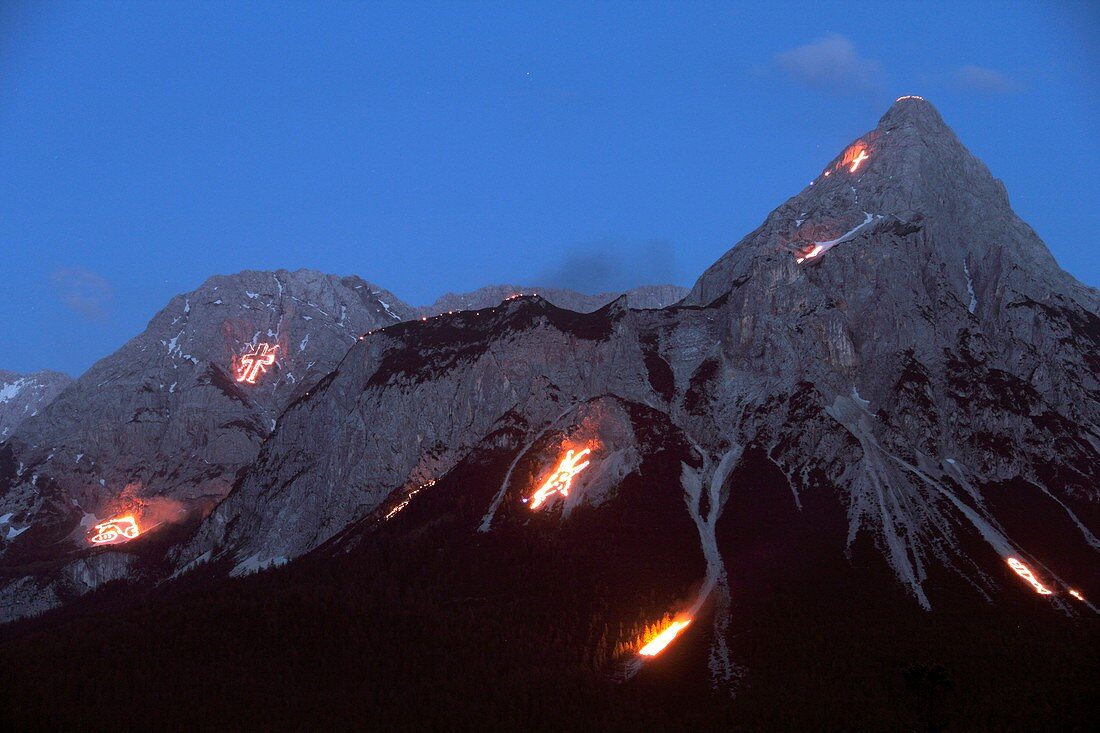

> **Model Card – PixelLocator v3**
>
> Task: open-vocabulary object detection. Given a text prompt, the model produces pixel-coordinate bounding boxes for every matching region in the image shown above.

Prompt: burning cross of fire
[834,142,870,175]
[1006,557,1053,595]
[235,343,278,384]
[89,515,140,545]
[528,448,592,510]
[848,148,869,172]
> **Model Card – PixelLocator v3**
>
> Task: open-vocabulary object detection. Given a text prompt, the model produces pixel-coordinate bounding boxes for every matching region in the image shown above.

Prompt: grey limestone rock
[419,283,687,316]
[182,98,1099,615]
[0,269,415,557]
[0,369,72,442]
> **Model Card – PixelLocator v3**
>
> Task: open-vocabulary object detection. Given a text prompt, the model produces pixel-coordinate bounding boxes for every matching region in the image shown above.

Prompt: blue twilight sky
[1,1,1098,375]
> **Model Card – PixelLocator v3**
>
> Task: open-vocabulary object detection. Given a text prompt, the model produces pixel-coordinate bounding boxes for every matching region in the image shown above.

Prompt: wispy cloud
[775,34,882,93]
[51,267,113,321]
[539,239,680,294]
[952,64,1020,95]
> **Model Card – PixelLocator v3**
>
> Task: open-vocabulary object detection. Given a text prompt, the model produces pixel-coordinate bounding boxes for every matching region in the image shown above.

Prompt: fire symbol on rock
[528,448,592,510]
[837,142,870,174]
[1006,557,1053,595]
[639,620,691,657]
[795,244,825,265]
[90,515,140,545]
[848,148,869,172]
[235,343,278,384]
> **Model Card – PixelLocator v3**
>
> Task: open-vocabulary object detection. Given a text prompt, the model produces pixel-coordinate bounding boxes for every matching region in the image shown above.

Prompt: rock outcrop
[419,283,687,317]
[0,269,414,563]
[0,369,71,442]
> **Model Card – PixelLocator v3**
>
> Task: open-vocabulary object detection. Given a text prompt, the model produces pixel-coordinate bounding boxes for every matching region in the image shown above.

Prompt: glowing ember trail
[1006,557,1053,595]
[1069,589,1085,602]
[384,480,436,521]
[794,211,878,265]
[528,448,592,510]
[639,620,691,657]
[89,515,140,545]
[235,342,278,384]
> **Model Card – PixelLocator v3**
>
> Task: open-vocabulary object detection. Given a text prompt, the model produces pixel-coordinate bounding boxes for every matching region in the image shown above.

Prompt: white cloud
[953,64,1019,94]
[775,34,882,92]
[51,267,113,321]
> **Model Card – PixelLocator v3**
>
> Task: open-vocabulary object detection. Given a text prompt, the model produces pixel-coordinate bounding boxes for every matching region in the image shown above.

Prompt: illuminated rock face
[0,275,683,560]
[190,98,1097,620]
[673,98,1099,610]
[4,98,1098,636]
[182,296,666,569]
[0,269,416,570]
[0,274,689,618]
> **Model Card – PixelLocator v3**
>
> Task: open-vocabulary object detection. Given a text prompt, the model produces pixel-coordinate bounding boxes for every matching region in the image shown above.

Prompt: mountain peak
[824,96,967,186]
[877,95,946,131]
[684,97,1080,308]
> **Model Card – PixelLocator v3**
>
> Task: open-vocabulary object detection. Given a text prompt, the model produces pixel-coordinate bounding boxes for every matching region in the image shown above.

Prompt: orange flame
[1006,557,1053,595]
[384,479,436,521]
[795,244,825,265]
[1068,589,1085,602]
[235,342,278,384]
[639,620,690,657]
[89,515,140,545]
[837,142,870,174]
[528,448,592,510]
[849,148,869,172]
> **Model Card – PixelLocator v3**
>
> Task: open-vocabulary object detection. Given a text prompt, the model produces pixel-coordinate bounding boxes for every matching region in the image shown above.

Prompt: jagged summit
[685,97,1077,307]
[419,283,687,316]
[0,268,414,580]
[878,95,945,128]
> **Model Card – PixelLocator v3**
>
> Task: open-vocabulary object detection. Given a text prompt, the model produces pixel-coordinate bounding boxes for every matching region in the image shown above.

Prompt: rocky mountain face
[0,370,71,442]
[179,296,670,575]
[420,284,687,316]
[177,97,1098,666]
[0,273,689,619]
[1,98,1096,703]
[0,269,415,617]
[676,97,1099,609]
